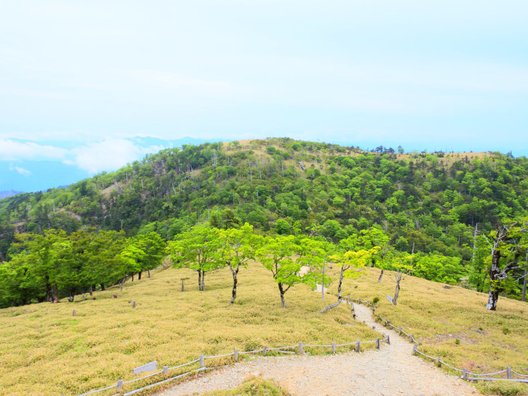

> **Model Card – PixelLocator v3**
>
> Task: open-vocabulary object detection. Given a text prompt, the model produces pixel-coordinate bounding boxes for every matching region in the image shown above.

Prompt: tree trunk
[100,283,105,291]
[487,290,499,311]
[487,238,502,311]
[198,270,205,291]
[51,285,59,303]
[392,272,402,305]
[230,267,239,304]
[278,283,286,308]
[68,289,75,302]
[138,271,142,280]
[377,269,384,283]
[321,264,325,301]
[131,273,135,281]
[148,270,151,278]
[337,266,346,301]
[522,268,527,302]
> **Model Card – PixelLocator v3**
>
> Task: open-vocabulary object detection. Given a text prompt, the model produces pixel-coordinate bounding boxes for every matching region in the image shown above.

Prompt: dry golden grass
[204,377,289,396]
[0,264,379,396]
[336,268,528,395]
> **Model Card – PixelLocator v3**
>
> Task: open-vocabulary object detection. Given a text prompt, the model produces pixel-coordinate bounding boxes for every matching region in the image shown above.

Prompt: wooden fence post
[386,335,391,345]
[332,342,336,354]
[355,341,360,353]
[116,379,124,390]
[376,339,380,350]
[199,355,205,369]
[298,342,305,355]
[506,367,512,379]
[233,349,239,362]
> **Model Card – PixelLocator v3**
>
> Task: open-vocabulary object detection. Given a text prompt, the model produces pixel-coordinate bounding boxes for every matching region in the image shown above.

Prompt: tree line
[2,218,525,310]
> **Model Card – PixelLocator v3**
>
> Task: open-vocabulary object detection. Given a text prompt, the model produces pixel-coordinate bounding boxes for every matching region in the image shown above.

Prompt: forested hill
[1,138,527,262]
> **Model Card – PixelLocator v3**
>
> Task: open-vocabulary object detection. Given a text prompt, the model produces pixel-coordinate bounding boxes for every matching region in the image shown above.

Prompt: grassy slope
[340,268,528,394]
[0,265,379,396]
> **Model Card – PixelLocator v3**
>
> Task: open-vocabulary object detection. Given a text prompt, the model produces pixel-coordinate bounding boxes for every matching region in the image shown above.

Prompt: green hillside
[1,138,528,305]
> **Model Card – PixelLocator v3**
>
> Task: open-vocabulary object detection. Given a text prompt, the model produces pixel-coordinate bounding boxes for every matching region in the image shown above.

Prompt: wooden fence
[79,337,386,396]
[344,297,528,384]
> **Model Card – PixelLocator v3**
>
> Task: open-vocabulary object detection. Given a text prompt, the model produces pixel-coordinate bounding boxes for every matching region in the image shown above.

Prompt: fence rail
[79,337,386,396]
[343,297,528,384]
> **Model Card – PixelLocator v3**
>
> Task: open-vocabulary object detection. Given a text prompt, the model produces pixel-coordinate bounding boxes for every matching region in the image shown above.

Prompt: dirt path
[158,303,479,396]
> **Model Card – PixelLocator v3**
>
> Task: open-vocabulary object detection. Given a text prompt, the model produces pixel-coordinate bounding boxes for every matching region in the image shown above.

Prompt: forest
[0,138,527,308]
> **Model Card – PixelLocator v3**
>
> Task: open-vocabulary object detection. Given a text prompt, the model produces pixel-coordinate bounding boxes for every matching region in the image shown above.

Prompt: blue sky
[1,0,527,192]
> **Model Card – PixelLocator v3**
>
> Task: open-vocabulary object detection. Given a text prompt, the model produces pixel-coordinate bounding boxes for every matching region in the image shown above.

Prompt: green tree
[487,219,528,310]
[217,223,260,304]
[298,237,333,300]
[256,235,302,307]
[167,225,222,291]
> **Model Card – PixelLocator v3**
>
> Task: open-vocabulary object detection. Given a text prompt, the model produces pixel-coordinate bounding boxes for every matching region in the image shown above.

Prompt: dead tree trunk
[487,238,502,311]
[378,269,384,283]
[336,265,348,301]
[392,272,402,305]
[522,268,527,302]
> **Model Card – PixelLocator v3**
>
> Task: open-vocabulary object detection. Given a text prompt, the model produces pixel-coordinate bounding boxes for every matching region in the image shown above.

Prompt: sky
[0,0,527,192]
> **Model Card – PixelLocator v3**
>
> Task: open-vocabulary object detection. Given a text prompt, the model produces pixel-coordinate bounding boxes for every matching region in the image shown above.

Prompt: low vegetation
[204,377,289,396]
[0,264,379,395]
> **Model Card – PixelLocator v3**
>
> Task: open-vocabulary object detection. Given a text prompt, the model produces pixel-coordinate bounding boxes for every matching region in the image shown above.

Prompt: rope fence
[343,297,528,384]
[78,336,387,396]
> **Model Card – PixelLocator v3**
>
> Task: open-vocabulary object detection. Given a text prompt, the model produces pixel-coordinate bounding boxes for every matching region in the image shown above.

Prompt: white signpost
[133,361,158,375]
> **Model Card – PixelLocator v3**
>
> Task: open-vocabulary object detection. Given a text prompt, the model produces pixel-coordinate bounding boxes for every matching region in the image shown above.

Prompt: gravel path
[158,303,480,396]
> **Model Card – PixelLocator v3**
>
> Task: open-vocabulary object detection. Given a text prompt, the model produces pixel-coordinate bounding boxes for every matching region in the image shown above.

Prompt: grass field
[338,268,528,395]
[0,264,379,396]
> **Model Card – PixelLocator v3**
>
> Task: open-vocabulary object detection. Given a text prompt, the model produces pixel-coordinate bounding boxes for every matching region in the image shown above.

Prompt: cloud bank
[0,138,163,175]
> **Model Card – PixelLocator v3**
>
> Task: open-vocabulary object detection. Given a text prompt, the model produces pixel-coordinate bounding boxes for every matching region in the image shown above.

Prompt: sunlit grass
[0,264,379,395]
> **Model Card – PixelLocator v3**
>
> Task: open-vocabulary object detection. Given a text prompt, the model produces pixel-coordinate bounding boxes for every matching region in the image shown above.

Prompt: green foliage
[217,223,259,271]
[256,235,304,307]
[167,225,223,290]
[1,138,528,304]
[468,234,491,292]
[411,253,466,284]
[298,236,334,288]
[0,228,129,307]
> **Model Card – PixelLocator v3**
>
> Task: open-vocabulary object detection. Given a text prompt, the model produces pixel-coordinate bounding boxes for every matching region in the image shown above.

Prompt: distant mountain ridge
[0,190,21,199]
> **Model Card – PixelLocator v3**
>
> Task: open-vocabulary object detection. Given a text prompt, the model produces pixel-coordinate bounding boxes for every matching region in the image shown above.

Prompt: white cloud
[0,137,164,175]
[8,164,31,176]
[0,139,67,161]
[71,139,162,174]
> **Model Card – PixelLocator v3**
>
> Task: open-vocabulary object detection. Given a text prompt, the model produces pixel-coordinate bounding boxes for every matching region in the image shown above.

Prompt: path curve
[158,303,480,396]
